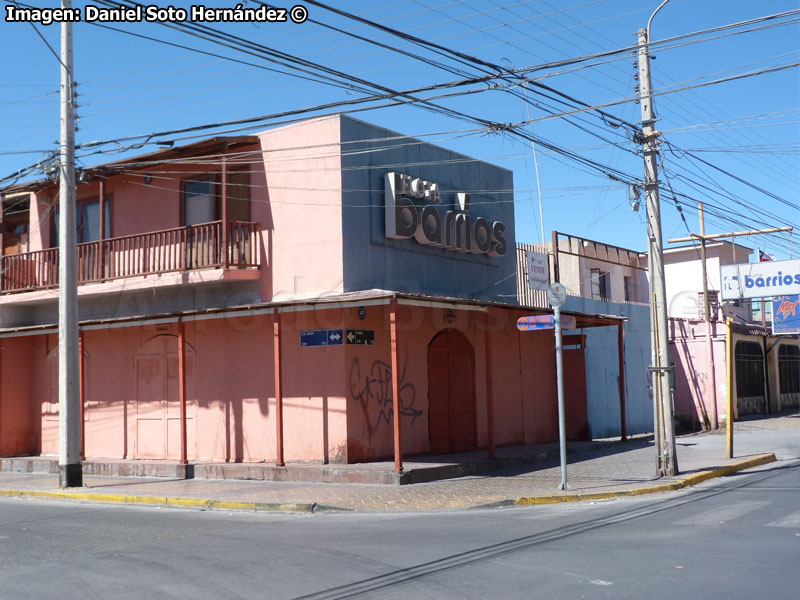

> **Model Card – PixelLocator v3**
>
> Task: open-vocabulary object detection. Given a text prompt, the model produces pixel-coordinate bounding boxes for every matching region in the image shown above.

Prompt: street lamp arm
[647,0,672,42]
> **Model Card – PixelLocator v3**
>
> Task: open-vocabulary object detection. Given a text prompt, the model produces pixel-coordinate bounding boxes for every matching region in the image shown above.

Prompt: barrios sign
[384,172,507,257]
[720,259,800,300]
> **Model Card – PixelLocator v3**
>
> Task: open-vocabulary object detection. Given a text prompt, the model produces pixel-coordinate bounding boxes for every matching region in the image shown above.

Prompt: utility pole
[699,203,717,431]
[637,9,678,476]
[58,0,81,488]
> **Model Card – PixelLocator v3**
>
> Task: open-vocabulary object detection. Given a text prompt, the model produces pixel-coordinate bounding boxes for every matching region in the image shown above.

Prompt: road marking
[766,511,800,528]
[564,572,613,586]
[674,501,770,526]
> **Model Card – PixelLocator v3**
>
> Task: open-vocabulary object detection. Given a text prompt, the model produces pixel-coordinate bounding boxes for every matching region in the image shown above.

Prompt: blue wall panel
[339,116,517,303]
[564,296,653,438]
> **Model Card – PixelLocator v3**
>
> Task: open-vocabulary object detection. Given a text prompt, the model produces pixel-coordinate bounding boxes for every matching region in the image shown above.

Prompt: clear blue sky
[2,0,798,258]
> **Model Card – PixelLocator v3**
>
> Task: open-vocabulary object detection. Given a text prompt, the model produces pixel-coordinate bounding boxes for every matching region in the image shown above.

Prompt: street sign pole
[554,303,569,491]
[547,283,570,491]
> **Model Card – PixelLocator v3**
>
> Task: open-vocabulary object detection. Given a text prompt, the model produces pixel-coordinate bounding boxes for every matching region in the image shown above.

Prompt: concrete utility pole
[58,0,81,488]
[637,1,678,477]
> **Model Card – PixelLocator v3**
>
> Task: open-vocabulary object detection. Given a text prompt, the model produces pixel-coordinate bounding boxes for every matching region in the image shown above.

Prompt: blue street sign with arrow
[516,315,576,331]
[301,329,344,347]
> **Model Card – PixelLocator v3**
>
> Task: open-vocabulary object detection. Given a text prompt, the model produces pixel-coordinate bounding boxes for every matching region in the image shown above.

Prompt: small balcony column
[178,318,188,466]
[0,342,3,451]
[618,322,627,441]
[79,328,85,459]
[484,310,496,459]
[0,196,4,275]
[221,147,228,270]
[273,311,285,467]
[390,300,404,473]
[98,179,105,281]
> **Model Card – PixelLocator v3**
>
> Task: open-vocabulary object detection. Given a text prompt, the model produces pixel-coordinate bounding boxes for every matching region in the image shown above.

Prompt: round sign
[547,282,567,307]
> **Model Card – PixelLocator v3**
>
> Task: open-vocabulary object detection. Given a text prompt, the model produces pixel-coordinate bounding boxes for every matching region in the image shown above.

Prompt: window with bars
[735,341,765,398]
[779,344,800,395]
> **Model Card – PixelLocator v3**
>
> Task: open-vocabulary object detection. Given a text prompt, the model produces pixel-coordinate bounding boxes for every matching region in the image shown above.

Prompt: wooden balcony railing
[0,221,260,294]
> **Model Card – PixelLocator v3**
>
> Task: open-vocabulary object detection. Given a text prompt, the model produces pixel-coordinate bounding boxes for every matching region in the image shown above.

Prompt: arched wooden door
[427,329,477,454]
[134,335,195,459]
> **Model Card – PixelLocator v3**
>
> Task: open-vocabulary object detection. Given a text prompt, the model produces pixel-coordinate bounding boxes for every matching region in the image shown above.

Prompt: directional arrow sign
[516,315,577,331]
[346,329,375,346]
[301,329,344,347]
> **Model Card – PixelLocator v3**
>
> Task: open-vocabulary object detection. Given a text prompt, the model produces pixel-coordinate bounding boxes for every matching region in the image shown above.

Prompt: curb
[513,453,776,506]
[0,488,350,514]
[0,453,777,514]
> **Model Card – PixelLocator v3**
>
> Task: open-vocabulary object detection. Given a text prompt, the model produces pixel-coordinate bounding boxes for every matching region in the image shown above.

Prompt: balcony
[0,221,260,294]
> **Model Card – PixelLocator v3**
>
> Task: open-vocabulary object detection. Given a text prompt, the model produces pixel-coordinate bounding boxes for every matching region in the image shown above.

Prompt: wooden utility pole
[637,19,678,477]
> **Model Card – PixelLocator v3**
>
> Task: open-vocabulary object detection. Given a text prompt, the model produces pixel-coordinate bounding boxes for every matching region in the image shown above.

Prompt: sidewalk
[0,412,797,513]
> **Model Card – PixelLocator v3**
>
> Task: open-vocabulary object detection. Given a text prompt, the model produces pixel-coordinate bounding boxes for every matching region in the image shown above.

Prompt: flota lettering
[385,172,507,257]
[744,273,800,288]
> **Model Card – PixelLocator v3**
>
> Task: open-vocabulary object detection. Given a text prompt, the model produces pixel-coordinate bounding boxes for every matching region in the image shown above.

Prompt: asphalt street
[0,459,797,599]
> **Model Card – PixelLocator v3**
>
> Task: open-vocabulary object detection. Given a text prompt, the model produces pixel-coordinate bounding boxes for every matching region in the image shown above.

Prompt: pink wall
[258,117,344,301]
[99,174,178,238]
[670,319,728,427]
[484,309,526,446]
[519,325,559,443]
[28,192,52,252]
[84,326,158,460]
[281,310,349,462]
[190,317,270,462]
[345,304,562,462]
[345,303,434,461]
[0,337,37,455]
[32,312,349,464]
[33,335,56,455]
[20,304,582,464]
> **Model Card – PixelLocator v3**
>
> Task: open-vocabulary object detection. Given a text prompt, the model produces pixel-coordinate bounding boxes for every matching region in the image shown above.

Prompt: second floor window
[624,276,634,302]
[2,194,30,256]
[79,199,111,243]
[183,178,217,226]
[590,268,609,300]
[228,171,250,222]
[181,171,250,226]
[54,197,112,246]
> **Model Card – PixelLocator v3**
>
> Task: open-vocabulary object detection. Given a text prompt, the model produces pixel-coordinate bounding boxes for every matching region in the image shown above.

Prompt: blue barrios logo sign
[720,259,800,300]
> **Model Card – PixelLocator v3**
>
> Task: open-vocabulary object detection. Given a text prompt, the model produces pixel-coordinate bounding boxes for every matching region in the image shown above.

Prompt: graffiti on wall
[348,357,423,435]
